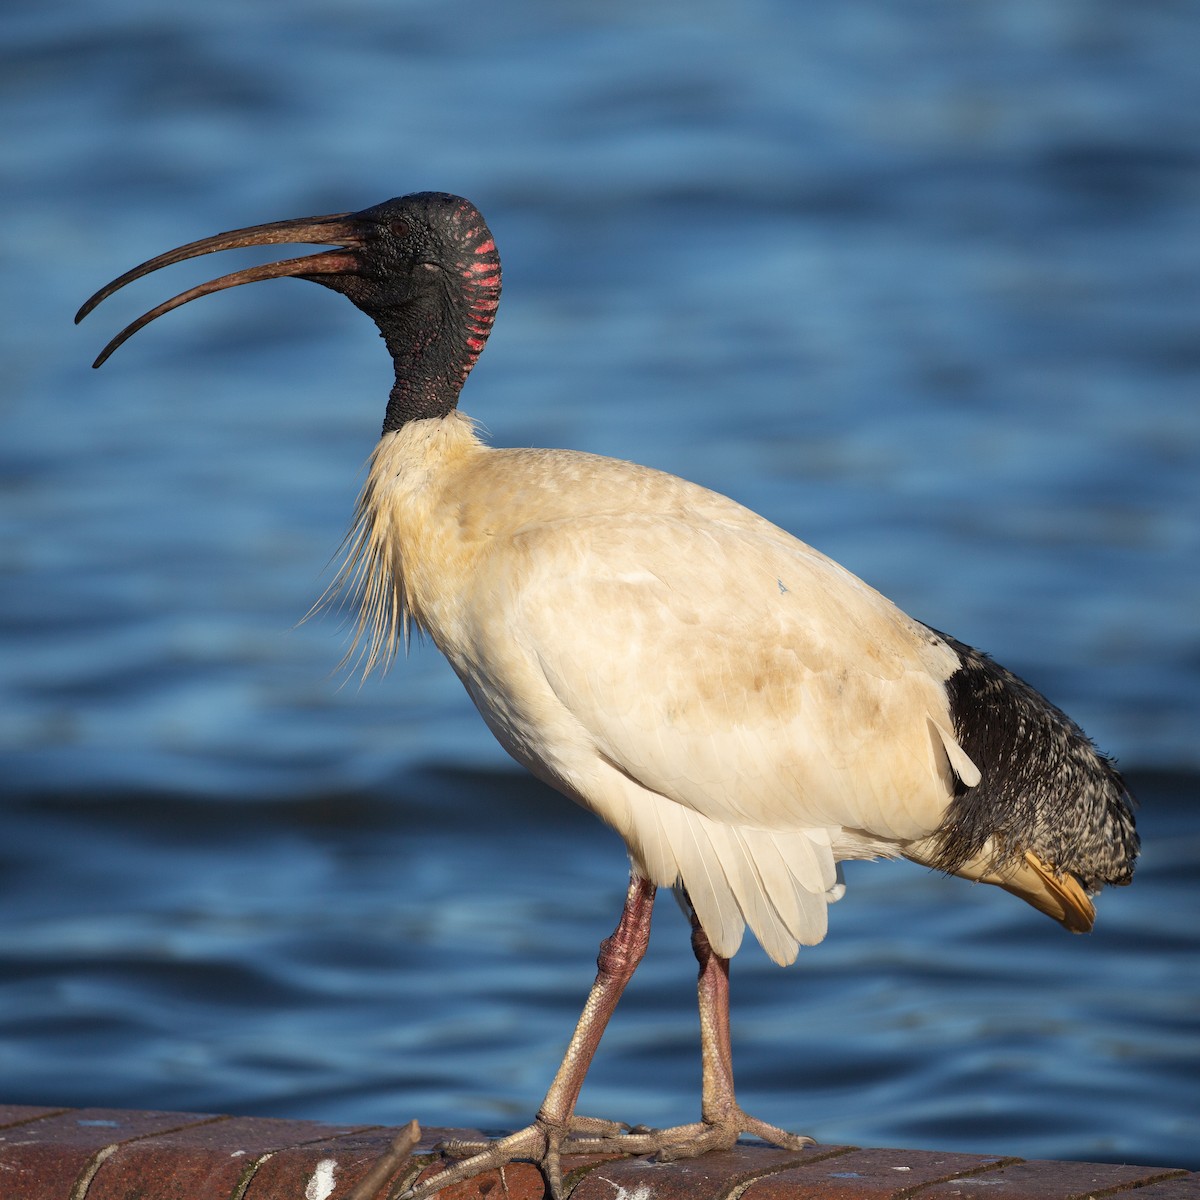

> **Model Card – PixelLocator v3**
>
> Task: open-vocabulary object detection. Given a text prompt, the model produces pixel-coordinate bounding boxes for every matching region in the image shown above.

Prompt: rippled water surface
[3,0,1198,1174]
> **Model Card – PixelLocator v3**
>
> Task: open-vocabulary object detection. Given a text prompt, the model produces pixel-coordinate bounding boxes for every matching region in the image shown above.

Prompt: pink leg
[665,906,813,1158]
[537,873,657,1129]
[567,897,813,1162]
[694,914,738,1122]
[402,874,657,1200]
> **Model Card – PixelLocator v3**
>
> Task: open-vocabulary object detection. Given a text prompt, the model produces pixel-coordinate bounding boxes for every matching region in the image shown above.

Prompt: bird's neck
[334,412,489,675]
[376,303,468,433]
[378,248,501,435]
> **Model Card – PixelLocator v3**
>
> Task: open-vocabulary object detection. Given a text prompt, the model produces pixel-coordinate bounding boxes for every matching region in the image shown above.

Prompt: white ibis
[78,192,1138,1199]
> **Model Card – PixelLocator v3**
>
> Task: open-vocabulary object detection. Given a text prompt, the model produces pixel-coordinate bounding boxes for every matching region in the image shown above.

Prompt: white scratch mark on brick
[595,1176,655,1200]
[305,1158,339,1200]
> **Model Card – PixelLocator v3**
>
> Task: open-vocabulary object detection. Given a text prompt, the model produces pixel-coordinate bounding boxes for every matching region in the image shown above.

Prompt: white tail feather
[741,828,831,951]
[674,810,746,960]
[630,789,839,965]
[705,825,794,965]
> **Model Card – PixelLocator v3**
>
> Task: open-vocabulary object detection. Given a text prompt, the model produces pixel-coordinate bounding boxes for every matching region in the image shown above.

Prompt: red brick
[743,1146,1019,1200]
[3,1108,1193,1200]
[919,1158,1187,1200]
[568,1142,855,1200]
[0,1106,69,1129]
[0,1107,217,1200]
[84,1114,373,1200]
[1118,1176,1200,1200]
[242,1124,434,1200]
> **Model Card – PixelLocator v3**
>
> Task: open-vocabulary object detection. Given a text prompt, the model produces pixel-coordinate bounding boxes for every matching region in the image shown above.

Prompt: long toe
[405,1125,554,1200]
[434,1113,627,1157]
[739,1114,815,1153]
[562,1110,813,1164]
[656,1120,812,1162]
[567,1114,634,1137]
[408,1116,637,1200]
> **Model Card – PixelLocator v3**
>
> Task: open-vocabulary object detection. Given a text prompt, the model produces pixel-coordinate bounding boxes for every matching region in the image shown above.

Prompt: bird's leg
[403,874,657,1200]
[569,902,814,1163]
[653,910,814,1159]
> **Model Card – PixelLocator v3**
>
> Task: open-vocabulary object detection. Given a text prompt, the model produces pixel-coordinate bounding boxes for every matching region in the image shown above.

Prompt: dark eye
[389,218,411,239]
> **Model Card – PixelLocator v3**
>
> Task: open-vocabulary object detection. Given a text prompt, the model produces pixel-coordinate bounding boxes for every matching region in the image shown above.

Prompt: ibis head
[77,192,502,432]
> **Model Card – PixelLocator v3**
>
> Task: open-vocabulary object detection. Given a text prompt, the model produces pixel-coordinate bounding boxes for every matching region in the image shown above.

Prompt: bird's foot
[439,1114,633,1160]
[561,1107,814,1162]
[402,1115,633,1200]
[397,1110,811,1200]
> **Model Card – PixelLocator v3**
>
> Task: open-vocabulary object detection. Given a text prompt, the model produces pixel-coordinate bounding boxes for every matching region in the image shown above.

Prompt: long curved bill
[76,212,365,368]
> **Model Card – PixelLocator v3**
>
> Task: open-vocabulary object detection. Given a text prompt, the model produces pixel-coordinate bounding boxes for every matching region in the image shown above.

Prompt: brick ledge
[0,1105,1193,1200]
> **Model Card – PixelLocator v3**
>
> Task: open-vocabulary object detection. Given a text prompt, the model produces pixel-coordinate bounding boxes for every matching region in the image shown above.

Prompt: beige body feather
[342,412,1085,964]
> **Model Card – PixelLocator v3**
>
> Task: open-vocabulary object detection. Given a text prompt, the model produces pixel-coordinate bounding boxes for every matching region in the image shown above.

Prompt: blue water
[3,0,1198,1174]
